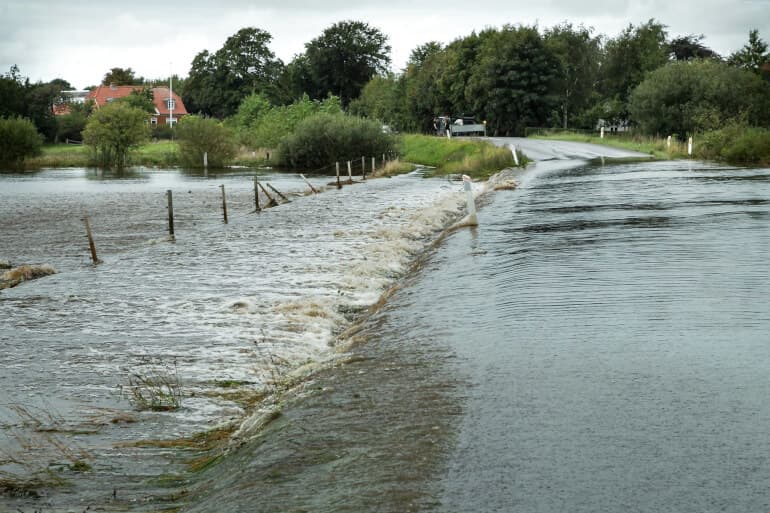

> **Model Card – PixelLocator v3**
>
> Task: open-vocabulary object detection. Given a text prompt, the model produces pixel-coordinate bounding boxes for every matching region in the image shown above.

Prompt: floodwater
[3,153,770,513]
[0,166,470,511]
[185,156,770,513]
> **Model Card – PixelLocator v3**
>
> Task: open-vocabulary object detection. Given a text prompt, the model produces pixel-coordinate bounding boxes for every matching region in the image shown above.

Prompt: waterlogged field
[0,167,473,510]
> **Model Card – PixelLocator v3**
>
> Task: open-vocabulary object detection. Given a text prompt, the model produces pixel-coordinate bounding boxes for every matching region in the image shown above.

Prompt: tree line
[1,18,769,164]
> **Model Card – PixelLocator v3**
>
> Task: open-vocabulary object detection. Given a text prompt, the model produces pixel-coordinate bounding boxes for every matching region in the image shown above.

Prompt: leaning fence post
[220,184,228,224]
[361,156,366,180]
[254,176,261,212]
[83,215,100,264]
[300,174,319,194]
[167,190,175,239]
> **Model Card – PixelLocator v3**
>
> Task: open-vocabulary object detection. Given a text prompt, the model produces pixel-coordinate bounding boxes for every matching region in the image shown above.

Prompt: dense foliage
[629,60,770,137]
[230,93,342,149]
[276,113,394,169]
[176,115,237,168]
[82,103,150,169]
[0,117,43,167]
[183,27,284,117]
[699,124,770,165]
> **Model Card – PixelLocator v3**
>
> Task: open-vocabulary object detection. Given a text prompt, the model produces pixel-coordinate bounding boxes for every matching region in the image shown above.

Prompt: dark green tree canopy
[183,27,283,118]
[102,67,143,85]
[544,23,602,128]
[668,34,720,61]
[601,20,669,104]
[304,20,391,106]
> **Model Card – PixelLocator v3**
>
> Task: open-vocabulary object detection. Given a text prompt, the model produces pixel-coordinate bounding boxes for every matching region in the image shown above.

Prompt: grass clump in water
[121,357,183,412]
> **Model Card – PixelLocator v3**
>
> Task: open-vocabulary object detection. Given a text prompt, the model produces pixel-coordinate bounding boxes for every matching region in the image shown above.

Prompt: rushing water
[3,156,770,512]
[0,166,469,511]
[184,157,770,513]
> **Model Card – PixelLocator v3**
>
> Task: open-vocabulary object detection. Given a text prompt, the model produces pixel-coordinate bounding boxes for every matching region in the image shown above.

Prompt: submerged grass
[398,134,520,179]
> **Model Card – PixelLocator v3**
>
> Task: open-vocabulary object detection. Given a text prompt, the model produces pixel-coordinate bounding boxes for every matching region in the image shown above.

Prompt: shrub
[629,60,770,137]
[699,124,770,165]
[276,113,395,169]
[0,117,43,168]
[82,103,150,169]
[232,93,342,149]
[176,115,237,168]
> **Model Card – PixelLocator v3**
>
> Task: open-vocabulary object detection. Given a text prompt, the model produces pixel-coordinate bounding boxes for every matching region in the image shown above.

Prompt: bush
[232,93,342,149]
[0,117,43,167]
[699,124,770,165]
[629,60,770,137]
[176,115,237,168]
[83,103,150,169]
[276,113,395,169]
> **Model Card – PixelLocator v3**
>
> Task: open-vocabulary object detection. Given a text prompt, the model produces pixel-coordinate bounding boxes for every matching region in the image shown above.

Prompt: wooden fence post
[254,176,261,212]
[83,216,100,264]
[220,184,228,224]
[347,161,352,183]
[167,190,175,239]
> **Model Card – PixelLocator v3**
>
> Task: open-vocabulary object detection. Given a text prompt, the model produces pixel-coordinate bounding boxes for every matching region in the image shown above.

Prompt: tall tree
[304,20,391,106]
[729,29,769,74]
[668,34,720,61]
[0,65,26,119]
[183,27,283,118]
[102,67,143,85]
[600,19,669,115]
[465,25,560,135]
[545,23,602,128]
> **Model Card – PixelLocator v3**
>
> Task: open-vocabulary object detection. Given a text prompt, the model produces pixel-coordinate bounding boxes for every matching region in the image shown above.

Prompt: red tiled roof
[86,85,188,116]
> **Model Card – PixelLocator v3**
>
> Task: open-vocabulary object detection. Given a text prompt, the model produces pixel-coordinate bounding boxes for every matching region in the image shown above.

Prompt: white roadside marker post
[462,174,478,226]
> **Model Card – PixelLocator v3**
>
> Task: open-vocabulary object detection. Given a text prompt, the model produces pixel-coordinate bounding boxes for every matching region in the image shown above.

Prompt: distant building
[80,84,188,126]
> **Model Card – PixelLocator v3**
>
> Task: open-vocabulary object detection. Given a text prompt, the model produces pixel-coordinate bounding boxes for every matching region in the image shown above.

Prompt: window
[151,116,158,125]
[166,99,176,111]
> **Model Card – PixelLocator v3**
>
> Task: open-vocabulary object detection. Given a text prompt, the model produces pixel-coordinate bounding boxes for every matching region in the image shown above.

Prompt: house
[85,84,188,126]
[52,90,90,116]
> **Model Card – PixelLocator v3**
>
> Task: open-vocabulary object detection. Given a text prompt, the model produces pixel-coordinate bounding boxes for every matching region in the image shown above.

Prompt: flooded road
[435,158,770,512]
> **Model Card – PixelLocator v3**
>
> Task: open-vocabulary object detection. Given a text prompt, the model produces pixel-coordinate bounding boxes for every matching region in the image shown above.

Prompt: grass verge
[532,131,689,159]
[532,127,770,166]
[398,134,521,179]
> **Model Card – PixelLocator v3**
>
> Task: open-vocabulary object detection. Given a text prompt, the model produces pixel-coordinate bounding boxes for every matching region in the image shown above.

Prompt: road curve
[487,136,651,162]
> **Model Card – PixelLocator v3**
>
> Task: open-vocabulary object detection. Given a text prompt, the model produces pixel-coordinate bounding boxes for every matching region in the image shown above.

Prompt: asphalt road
[487,136,651,161]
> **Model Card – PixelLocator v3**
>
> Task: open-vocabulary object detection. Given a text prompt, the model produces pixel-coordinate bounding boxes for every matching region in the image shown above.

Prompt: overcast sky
[1,0,769,89]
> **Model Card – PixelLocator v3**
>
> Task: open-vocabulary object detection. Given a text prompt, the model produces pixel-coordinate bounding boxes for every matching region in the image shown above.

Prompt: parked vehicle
[433,115,486,137]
